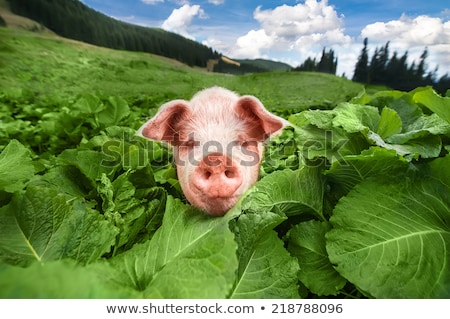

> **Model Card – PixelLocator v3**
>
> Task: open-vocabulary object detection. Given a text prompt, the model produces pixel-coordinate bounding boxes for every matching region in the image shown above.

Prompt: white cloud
[161,4,207,40]
[361,14,450,76]
[254,0,343,40]
[362,14,450,46]
[218,2,449,78]
[230,0,350,62]
[202,37,229,53]
[141,0,164,4]
[208,0,224,5]
[233,29,274,58]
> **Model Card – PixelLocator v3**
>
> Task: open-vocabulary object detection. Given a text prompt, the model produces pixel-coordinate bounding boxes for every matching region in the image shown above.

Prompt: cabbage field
[0,28,449,298]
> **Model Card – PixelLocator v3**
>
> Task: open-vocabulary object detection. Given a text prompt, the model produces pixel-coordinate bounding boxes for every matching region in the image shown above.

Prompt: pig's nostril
[204,171,212,179]
[225,170,234,178]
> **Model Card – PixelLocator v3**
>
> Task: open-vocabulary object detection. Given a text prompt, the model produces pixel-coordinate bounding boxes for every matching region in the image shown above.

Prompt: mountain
[212,57,292,74]
[0,0,53,32]
[2,0,294,74]
[236,59,292,71]
[5,0,219,67]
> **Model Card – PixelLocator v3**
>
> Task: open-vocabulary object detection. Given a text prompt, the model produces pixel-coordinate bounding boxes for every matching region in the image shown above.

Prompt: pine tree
[295,57,317,71]
[353,38,369,83]
[416,48,428,79]
[369,42,389,84]
[294,48,337,74]
[318,48,337,74]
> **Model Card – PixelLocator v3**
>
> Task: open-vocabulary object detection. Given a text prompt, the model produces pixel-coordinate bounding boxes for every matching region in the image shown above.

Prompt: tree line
[293,48,338,75]
[292,39,449,95]
[353,38,449,94]
[8,0,220,67]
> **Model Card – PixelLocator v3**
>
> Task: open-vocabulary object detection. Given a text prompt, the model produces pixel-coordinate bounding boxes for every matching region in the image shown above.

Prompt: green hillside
[237,58,292,71]
[6,0,219,67]
[0,27,363,113]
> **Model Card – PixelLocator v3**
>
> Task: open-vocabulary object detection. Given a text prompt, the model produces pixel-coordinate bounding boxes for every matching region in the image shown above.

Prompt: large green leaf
[367,131,442,159]
[427,155,450,187]
[330,99,449,160]
[0,140,34,193]
[326,178,450,298]
[287,220,347,296]
[289,109,370,165]
[57,149,117,181]
[325,147,409,194]
[107,196,238,298]
[242,167,325,219]
[96,96,130,126]
[72,93,105,115]
[229,211,299,298]
[387,113,450,144]
[0,260,137,298]
[332,102,380,133]
[377,106,402,139]
[413,87,450,124]
[0,186,118,266]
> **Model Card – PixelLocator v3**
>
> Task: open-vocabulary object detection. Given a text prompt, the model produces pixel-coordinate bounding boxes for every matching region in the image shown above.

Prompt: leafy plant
[1,85,448,299]
[1,29,449,299]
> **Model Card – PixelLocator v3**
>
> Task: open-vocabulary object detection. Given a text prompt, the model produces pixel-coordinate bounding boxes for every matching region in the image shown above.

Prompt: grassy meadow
[0,27,363,114]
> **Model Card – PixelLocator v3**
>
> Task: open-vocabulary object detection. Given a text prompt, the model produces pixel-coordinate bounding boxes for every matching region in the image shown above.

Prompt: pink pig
[137,86,287,216]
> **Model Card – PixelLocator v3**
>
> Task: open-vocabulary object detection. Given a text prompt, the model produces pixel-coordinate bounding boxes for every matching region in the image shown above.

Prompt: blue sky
[80,0,450,77]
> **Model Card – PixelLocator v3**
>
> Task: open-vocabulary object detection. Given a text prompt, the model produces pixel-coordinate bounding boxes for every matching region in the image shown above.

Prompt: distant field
[0,27,363,112]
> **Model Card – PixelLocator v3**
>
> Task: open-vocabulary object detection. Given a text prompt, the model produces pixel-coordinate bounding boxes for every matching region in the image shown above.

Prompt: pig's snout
[193,153,243,199]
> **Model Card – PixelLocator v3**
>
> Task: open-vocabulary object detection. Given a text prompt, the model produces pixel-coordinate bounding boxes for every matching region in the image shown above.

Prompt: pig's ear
[137,100,191,144]
[235,96,286,140]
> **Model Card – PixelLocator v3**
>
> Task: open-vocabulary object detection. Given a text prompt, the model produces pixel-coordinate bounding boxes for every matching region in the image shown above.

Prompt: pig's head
[137,86,287,216]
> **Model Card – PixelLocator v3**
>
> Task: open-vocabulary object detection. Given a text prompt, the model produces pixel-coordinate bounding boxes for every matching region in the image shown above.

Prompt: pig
[137,86,287,216]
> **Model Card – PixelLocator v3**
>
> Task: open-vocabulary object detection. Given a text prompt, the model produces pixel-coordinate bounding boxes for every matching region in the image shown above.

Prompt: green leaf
[72,93,105,114]
[0,260,137,298]
[107,196,237,298]
[0,140,34,193]
[262,127,300,174]
[294,125,368,165]
[377,107,402,139]
[413,87,450,124]
[228,211,299,298]
[302,109,335,130]
[329,96,448,160]
[332,103,380,133]
[98,170,165,252]
[326,178,450,298]
[57,149,116,181]
[230,230,300,298]
[325,147,409,194]
[96,96,130,126]
[387,113,450,144]
[30,165,91,199]
[242,167,325,219]
[0,186,118,266]
[368,131,442,160]
[287,220,347,296]
[427,155,450,188]
[289,109,370,166]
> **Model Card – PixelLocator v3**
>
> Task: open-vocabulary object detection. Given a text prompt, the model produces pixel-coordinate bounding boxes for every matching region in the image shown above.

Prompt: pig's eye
[180,139,198,149]
[241,141,257,149]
